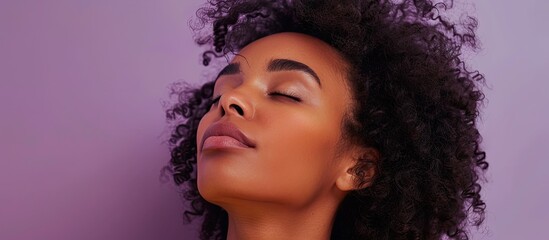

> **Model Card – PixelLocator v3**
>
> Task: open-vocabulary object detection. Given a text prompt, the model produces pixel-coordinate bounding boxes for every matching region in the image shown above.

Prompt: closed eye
[211,95,221,105]
[269,91,302,102]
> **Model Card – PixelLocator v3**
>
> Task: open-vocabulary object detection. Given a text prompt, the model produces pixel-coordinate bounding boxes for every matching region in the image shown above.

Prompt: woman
[166,0,488,239]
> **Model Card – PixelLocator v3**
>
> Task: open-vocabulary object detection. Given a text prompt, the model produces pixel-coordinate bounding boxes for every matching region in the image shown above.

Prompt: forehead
[233,32,348,79]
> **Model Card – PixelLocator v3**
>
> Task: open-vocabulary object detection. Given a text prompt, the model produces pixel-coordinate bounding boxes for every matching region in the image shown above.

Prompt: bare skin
[196,32,377,240]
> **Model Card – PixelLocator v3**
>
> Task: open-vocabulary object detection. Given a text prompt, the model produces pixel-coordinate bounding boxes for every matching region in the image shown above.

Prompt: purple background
[0,1,547,239]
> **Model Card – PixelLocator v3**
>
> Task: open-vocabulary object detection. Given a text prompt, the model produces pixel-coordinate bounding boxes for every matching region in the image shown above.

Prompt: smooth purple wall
[471,0,549,239]
[0,1,547,240]
[0,1,203,239]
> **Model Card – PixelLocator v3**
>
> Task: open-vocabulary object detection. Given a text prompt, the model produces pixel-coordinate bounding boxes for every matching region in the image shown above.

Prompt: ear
[335,147,379,192]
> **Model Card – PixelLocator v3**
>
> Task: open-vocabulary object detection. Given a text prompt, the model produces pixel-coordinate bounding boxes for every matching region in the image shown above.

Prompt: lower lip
[202,136,251,150]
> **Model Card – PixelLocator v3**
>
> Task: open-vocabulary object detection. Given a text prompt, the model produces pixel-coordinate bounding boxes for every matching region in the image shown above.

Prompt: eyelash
[211,95,221,104]
[210,91,302,104]
[269,91,302,102]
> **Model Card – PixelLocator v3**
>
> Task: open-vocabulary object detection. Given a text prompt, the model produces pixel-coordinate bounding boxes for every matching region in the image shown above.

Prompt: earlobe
[335,148,379,192]
[335,169,359,192]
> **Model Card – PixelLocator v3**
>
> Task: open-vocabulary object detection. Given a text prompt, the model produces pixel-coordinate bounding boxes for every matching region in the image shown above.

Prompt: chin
[197,175,248,205]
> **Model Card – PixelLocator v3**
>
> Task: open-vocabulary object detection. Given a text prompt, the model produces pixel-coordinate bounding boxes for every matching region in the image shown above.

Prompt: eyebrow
[215,58,322,87]
[267,59,321,87]
[215,62,240,80]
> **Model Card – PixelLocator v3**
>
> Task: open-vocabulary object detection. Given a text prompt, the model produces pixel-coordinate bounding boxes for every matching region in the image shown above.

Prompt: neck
[224,199,340,240]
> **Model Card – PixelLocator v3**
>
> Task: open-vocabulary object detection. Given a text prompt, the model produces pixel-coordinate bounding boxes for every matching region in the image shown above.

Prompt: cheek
[267,108,341,155]
[258,111,342,193]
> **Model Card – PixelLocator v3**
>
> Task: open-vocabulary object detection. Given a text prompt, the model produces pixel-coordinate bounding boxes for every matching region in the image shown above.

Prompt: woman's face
[196,32,356,209]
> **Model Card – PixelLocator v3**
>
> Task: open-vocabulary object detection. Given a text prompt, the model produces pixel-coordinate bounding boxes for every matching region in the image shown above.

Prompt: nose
[217,89,254,119]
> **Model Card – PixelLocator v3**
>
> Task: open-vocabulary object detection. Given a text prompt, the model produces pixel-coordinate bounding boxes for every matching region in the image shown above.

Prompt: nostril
[230,104,244,116]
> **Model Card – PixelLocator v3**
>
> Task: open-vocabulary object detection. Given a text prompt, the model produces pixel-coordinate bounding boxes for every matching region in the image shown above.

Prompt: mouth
[200,121,256,151]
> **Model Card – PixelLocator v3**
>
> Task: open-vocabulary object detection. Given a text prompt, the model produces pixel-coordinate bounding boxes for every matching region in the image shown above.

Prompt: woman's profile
[165,0,488,239]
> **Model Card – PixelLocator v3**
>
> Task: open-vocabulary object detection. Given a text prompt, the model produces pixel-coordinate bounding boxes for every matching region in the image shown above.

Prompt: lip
[200,121,256,151]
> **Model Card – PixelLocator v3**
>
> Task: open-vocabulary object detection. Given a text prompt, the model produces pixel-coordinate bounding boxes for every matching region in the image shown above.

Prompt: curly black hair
[165,0,488,239]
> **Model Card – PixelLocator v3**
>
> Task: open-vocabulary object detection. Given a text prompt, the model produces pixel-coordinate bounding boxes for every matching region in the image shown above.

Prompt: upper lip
[201,121,256,149]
